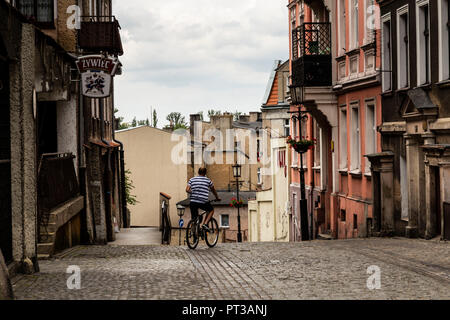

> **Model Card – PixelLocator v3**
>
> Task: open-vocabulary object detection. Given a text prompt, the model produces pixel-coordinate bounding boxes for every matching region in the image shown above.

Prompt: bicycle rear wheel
[205,218,219,248]
[186,219,199,250]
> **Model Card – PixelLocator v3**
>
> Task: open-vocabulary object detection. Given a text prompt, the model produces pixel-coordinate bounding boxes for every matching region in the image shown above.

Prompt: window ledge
[416,83,432,91]
[345,48,360,56]
[220,226,230,230]
[349,169,362,178]
[364,171,372,179]
[396,87,410,94]
[436,79,450,88]
[312,166,321,171]
[361,41,376,51]
[381,90,393,97]
[339,168,348,175]
[335,54,347,62]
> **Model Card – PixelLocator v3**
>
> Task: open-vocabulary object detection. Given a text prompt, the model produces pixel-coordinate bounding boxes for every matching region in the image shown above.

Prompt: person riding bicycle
[186,167,221,232]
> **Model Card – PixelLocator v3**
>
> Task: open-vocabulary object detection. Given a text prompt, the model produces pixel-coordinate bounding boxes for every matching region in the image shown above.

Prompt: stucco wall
[10,24,37,266]
[116,127,187,227]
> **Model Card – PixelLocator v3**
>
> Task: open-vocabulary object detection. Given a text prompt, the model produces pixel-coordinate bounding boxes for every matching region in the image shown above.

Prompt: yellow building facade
[116,126,187,227]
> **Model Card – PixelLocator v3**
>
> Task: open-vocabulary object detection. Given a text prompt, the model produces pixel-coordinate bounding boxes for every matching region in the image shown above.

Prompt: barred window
[18,0,54,25]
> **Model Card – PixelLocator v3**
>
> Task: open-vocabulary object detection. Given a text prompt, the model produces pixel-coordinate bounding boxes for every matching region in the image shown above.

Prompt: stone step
[39,232,56,243]
[317,233,333,240]
[37,254,50,260]
[39,223,57,233]
[37,243,54,255]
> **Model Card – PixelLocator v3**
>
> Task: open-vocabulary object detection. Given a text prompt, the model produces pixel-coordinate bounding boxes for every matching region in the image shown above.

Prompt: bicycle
[186,200,220,250]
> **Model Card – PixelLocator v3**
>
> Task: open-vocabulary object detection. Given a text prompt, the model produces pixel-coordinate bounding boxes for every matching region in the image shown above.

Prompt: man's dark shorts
[190,202,214,220]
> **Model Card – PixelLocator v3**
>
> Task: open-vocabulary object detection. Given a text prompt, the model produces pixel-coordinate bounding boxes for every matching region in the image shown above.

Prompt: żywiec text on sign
[76,55,119,98]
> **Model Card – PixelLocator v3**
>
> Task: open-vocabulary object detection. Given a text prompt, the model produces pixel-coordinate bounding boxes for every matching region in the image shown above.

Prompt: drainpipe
[100,98,113,241]
[110,78,127,228]
[112,130,127,228]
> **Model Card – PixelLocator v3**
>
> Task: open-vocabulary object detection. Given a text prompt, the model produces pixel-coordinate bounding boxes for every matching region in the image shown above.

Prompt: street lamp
[177,204,185,217]
[232,163,243,243]
[289,84,310,241]
[289,84,304,105]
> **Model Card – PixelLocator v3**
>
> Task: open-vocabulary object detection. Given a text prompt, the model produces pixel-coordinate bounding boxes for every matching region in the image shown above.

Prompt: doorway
[37,101,57,156]
[0,40,12,263]
[430,166,442,238]
[372,171,382,233]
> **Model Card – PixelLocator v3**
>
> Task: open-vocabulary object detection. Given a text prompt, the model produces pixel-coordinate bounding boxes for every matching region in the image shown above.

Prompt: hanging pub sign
[76,55,119,98]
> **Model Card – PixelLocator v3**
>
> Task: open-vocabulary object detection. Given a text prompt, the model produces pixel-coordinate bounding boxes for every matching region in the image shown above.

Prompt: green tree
[114,108,129,130]
[166,112,188,130]
[145,118,150,126]
[152,109,158,128]
[125,168,138,206]
[207,109,222,120]
[131,117,137,127]
[233,110,242,121]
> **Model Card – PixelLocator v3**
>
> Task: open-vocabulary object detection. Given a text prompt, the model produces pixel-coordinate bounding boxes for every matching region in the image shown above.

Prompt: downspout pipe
[100,99,113,241]
[112,129,127,228]
[110,78,127,228]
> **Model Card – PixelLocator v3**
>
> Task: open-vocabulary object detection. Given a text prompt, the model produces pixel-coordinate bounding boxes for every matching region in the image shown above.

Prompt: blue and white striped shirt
[188,176,213,204]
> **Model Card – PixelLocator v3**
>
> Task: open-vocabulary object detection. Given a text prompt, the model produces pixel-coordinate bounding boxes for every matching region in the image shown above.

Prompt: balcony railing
[291,23,332,87]
[78,16,123,56]
[37,153,79,240]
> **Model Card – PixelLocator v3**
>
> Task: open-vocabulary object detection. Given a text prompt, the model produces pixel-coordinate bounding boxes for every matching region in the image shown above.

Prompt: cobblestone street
[12,238,449,300]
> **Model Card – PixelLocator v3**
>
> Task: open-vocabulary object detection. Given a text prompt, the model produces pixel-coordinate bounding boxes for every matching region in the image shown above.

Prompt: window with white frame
[220,214,230,228]
[340,107,348,170]
[257,168,262,185]
[351,0,359,49]
[339,0,347,55]
[350,55,359,75]
[291,118,298,166]
[350,103,361,171]
[417,0,431,85]
[299,1,305,25]
[365,50,375,73]
[284,119,291,137]
[439,0,450,81]
[381,14,392,91]
[291,6,297,60]
[397,6,410,89]
[339,61,346,80]
[314,120,321,168]
[365,0,376,43]
[365,101,376,173]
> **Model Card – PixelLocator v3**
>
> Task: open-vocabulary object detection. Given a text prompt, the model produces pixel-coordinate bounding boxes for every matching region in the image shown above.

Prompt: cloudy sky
[112,0,289,127]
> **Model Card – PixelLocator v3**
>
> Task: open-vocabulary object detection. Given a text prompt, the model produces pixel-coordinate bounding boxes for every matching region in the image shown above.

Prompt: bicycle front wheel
[205,218,219,248]
[186,220,199,250]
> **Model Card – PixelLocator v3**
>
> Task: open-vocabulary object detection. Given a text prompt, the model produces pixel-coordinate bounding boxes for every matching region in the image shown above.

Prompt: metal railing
[37,153,79,241]
[292,23,332,59]
[161,200,172,245]
[78,16,123,56]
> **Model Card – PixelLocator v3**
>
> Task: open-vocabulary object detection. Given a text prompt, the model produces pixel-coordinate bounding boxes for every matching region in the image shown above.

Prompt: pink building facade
[288,0,381,239]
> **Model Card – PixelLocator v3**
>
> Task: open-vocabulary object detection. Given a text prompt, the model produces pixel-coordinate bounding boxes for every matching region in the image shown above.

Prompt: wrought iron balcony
[291,23,332,87]
[78,16,124,56]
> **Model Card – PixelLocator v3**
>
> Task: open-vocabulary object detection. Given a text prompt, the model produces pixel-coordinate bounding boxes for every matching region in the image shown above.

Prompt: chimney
[190,113,202,135]
[239,114,250,123]
[249,112,262,122]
